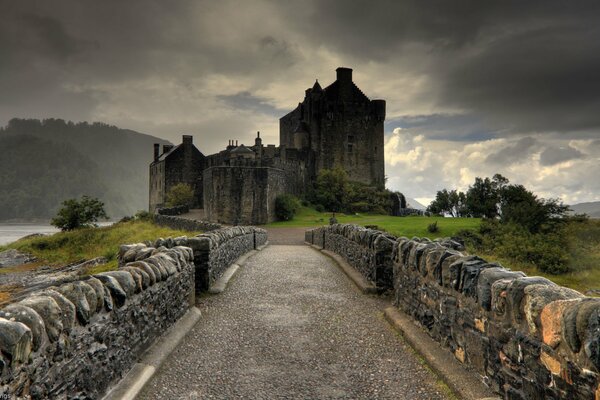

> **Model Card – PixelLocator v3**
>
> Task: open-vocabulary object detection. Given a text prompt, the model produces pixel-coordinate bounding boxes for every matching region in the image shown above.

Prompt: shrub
[315,204,325,212]
[427,221,439,233]
[51,195,109,231]
[166,183,194,207]
[275,194,300,221]
[135,210,152,221]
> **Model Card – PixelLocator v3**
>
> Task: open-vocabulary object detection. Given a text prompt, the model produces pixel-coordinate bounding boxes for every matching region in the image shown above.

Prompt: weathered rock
[134,247,155,261]
[505,276,556,324]
[97,271,136,297]
[127,261,157,286]
[523,284,583,336]
[0,318,32,364]
[56,282,91,325]
[561,298,600,353]
[19,295,63,342]
[584,307,600,370]
[37,289,76,334]
[93,274,127,307]
[540,299,582,348]
[123,266,149,290]
[83,277,106,312]
[477,268,525,311]
[120,267,143,292]
[0,249,36,267]
[0,304,45,351]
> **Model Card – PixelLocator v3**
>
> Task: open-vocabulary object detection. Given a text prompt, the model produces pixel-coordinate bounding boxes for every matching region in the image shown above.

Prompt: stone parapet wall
[153,214,222,232]
[306,224,395,288]
[305,224,600,399]
[122,226,268,293]
[0,246,194,399]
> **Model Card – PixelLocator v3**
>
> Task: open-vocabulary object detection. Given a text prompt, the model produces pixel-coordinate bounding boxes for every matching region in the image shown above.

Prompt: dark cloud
[540,145,584,166]
[386,114,500,142]
[218,91,282,116]
[486,136,537,165]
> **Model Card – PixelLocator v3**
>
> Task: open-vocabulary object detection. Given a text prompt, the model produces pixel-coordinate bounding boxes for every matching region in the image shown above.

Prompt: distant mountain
[569,201,600,218]
[404,196,426,210]
[0,118,169,221]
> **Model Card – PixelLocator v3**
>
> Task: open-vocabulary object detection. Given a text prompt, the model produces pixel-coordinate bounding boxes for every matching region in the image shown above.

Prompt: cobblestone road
[140,245,448,399]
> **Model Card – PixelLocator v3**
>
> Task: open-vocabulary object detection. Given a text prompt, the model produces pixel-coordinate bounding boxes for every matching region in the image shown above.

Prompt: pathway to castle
[140,232,448,399]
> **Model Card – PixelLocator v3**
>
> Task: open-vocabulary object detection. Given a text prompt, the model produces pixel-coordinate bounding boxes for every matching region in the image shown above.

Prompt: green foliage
[166,183,194,207]
[311,167,393,214]
[427,221,439,233]
[427,189,467,217]
[275,194,301,221]
[51,196,109,231]
[313,166,350,212]
[0,118,169,221]
[3,220,200,274]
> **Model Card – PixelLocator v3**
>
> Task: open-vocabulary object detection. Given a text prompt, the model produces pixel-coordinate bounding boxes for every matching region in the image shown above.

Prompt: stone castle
[149,67,386,224]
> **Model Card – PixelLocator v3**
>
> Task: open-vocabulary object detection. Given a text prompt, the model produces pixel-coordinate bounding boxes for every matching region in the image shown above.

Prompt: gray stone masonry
[305,224,600,399]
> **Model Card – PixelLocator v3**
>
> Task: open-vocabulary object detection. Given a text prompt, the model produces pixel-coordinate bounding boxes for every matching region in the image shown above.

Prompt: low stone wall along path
[140,245,447,399]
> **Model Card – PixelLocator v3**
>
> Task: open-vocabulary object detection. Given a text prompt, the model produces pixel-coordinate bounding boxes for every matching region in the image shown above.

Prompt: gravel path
[139,245,448,399]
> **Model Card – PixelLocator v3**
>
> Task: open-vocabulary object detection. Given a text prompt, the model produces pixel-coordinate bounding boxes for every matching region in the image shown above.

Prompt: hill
[0,118,169,221]
[570,201,600,218]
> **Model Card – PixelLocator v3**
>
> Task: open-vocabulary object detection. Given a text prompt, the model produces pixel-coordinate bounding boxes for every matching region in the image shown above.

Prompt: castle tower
[279,67,386,186]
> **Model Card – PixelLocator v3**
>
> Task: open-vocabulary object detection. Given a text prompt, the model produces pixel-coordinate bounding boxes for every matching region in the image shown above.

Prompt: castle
[150,67,387,224]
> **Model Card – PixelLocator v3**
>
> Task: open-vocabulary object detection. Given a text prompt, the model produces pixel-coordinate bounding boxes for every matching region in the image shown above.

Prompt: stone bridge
[2,222,599,399]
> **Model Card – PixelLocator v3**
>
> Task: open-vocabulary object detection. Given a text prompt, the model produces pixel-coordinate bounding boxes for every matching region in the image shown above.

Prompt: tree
[428,189,467,217]
[166,183,194,207]
[499,184,570,233]
[275,194,300,221]
[464,174,508,218]
[51,195,109,231]
[314,166,350,212]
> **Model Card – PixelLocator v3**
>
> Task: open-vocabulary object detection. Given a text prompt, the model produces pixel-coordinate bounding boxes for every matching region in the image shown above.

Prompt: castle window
[347,144,353,153]
[347,135,354,143]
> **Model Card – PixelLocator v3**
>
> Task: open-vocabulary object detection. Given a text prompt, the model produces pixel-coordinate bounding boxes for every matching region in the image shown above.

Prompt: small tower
[255,131,263,159]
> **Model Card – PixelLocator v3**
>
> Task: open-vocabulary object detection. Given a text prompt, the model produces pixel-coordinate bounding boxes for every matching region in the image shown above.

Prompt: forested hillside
[0,118,170,221]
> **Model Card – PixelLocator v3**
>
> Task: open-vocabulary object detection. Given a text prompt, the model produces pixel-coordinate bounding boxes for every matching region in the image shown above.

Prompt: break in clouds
[1,0,599,203]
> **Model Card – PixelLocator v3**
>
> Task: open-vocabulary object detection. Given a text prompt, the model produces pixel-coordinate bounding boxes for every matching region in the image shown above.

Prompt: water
[0,223,60,246]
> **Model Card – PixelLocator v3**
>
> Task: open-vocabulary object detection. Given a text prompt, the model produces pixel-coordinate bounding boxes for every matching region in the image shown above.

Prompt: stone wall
[203,165,299,225]
[307,224,395,288]
[305,224,600,399]
[0,246,194,399]
[125,226,268,293]
[157,205,189,215]
[153,214,222,232]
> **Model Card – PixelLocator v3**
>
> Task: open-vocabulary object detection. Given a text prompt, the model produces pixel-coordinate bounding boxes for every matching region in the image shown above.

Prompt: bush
[135,210,152,221]
[166,183,194,207]
[51,195,109,231]
[315,204,325,212]
[427,221,439,233]
[275,194,300,221]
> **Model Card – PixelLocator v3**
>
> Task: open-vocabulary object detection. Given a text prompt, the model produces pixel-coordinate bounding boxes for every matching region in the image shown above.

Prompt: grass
[270,206,600,293]
[0,220,200,275]
[470,219,600,294]
[266,206,481,239]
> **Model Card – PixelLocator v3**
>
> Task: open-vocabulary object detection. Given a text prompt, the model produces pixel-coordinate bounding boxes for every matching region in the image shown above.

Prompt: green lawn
[267,206,481,239]
[0,220,200,275]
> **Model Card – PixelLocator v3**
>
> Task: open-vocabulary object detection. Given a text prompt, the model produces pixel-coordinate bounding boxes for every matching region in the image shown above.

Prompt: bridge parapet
[306,224,600,399]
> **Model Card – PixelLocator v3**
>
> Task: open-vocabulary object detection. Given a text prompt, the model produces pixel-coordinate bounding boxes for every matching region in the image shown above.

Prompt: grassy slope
[266,206,480,239]
[472,219,600,293]
[0,220,199,275]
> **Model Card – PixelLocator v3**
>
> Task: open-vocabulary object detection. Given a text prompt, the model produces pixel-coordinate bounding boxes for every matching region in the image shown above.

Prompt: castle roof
[312,79,322,92]
[230,144,254,154]
[323,80,370,103]
[156,144,181,162]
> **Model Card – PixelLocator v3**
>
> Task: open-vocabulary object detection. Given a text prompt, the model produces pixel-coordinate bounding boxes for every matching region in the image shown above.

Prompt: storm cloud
[1,0,599,203]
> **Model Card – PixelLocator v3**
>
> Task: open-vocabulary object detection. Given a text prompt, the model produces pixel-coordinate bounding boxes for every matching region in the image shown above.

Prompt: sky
[1,0,599,205]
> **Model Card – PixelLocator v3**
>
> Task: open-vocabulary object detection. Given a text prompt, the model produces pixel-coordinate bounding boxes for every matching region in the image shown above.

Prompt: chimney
[236,140,238,147]
[182,135,193,145]
[163,144,174,153]
[336,67,352,84]
[153,143,160,161]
